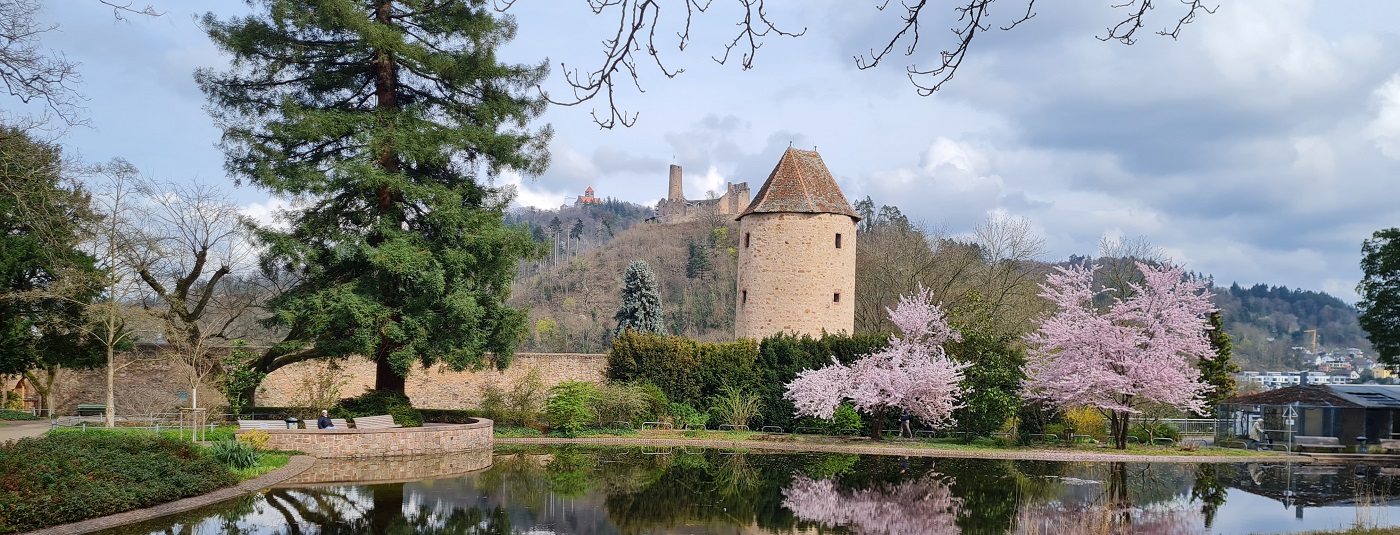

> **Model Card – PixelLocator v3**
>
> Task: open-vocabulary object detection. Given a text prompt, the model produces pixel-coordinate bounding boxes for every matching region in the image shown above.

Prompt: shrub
[505,367,547,426]
[1129,421,1181,444]
[0,433,236,533]
[592,383,646,427]
[668,402,709,430]
[1062,406,1108,442]
[418,408,488,424]
[333,390,422,427]
[545,381,597,437]
[636,382,669,422]
[208,439,262,470]
[236,430,271,451]
[709,385,762,428]
[0,409,39,421]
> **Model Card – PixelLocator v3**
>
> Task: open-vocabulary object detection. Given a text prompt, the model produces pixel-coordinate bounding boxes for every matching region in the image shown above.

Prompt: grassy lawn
[233,453,291,480]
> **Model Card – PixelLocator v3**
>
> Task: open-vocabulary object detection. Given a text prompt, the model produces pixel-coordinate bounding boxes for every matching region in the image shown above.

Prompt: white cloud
[1367,73,1400,158]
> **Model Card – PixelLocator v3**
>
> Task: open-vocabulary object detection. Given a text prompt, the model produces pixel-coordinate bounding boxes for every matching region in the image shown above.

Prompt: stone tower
[667,164,684,201]
[735,148,859,340]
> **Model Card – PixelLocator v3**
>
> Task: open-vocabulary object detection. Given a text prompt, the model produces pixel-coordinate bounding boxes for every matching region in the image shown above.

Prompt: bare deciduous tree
[511,0,1216,128]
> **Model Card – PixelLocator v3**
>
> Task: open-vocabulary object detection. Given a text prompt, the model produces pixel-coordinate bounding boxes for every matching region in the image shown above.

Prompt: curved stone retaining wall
[279,448,493,487]
[244,419,493,459]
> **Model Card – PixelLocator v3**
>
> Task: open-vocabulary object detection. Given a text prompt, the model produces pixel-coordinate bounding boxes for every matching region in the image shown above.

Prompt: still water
[101,446,1398,535]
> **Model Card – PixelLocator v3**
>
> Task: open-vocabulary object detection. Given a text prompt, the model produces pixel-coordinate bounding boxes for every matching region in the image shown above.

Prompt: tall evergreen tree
[1196,311,1239,416]
[614,260,663,337]
[197,0,550,394]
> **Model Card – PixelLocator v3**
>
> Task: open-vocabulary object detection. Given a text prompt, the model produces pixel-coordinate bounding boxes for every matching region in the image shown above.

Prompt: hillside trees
[1023,262,1215,449]
[198,0,550,396]
[785,286,969,439]
[1358,228,1400,366]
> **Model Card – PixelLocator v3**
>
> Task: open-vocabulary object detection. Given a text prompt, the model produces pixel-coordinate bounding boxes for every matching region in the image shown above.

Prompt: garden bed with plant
[0,428,295,533]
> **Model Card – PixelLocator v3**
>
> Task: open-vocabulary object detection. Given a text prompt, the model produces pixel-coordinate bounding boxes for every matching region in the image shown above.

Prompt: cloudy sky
[8,0,1400,303]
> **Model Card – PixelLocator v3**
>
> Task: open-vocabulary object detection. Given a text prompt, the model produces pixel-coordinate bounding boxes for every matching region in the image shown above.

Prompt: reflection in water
[97,447,1400,535]
[782,473,961,535]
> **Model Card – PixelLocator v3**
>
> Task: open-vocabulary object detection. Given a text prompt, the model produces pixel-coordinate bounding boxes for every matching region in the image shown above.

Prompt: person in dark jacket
[317,409,336,429]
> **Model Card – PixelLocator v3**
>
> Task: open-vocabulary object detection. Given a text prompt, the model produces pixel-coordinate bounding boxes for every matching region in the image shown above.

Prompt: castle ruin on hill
[654,164,751,221]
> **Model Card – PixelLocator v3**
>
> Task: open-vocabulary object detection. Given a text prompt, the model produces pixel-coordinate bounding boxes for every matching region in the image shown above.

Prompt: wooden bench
[1294,435,1346,452]
[76,404,105,416]
[352,414,401,429]
[1378,439,1400,451]
[238,419,289,430]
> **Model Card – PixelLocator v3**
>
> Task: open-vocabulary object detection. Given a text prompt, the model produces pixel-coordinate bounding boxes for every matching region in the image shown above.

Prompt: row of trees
[785,262,1228,449]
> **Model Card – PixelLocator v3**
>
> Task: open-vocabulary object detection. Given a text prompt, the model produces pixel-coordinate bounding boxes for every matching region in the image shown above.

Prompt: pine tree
[197,0,550,394]
[614,260,664,337]
[1196,311,1239,416]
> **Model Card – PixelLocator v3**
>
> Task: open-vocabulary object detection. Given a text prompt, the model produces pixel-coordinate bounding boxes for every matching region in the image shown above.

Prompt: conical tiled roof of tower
[738,148,860,220]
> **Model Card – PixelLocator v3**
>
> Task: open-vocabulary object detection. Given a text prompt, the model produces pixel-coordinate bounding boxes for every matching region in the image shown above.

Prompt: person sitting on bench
[317,409,337,429]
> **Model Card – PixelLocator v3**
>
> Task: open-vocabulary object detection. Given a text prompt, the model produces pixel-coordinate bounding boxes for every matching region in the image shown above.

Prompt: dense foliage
[1197,311,1240,416]
[332,390,423,427]
[0,126,102,379]
[1357,228,1400,366]
[607,329,889,431]
[544,381,596,437]
[947,325,1024,438]
[198,0,549,395]
[0,433,236,533]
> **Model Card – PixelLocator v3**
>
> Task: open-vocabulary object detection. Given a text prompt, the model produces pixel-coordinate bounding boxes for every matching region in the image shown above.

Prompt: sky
[7,0,1400,304]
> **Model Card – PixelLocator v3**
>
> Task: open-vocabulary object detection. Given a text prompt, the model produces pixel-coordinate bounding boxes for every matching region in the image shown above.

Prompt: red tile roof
[738,148,859,220]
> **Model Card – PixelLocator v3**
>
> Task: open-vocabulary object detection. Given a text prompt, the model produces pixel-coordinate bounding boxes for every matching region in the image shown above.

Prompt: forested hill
[1212,282,1371,370]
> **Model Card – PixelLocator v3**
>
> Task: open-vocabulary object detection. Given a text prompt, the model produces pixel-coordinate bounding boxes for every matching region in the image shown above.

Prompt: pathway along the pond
[497,436,1307,463]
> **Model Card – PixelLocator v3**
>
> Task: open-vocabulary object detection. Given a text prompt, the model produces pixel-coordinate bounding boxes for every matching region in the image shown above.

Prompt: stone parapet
[279,448,493,486]
[246,419,493,459]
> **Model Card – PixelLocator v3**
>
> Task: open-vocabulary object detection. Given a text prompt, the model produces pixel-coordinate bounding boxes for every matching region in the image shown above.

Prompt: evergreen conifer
[614,260,664,336]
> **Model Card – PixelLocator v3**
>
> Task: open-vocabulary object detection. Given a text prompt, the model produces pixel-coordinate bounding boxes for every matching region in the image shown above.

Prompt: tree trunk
[105,347,116,428]
[23,366,57,418]
[375,356,406,394]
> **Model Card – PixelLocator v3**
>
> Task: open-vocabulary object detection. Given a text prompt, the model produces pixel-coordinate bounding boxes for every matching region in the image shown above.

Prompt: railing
[1132,418,1216,435]
[48,412,220,441]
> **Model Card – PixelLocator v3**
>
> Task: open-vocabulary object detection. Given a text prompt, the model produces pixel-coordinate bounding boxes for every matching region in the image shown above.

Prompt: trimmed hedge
[0,433,237,533]
[332,391,424,427]
[0,410,39,421]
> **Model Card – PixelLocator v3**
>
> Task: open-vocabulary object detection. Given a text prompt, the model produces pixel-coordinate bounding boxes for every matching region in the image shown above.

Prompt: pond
[99,446,1399,535]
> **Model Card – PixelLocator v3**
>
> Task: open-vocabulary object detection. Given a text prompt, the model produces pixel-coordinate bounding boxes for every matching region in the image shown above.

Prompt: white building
[1237,371,1352,390]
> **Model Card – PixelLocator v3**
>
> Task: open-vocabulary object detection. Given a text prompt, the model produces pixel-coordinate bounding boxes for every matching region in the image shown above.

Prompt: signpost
[1283,404,1298,453]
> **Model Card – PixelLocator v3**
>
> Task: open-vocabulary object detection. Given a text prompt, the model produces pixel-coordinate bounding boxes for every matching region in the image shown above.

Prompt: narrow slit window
[835,233,842,249]
[742,290,748,304]
[833,292,841,303]
[744,232,751,248]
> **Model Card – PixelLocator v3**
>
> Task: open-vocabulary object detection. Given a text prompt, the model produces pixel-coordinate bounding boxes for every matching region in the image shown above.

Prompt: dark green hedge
[0,410,39,421]
[332,391,424,427]
[0,433,237,533]
[418,408,488,424]
[607,331,889,430]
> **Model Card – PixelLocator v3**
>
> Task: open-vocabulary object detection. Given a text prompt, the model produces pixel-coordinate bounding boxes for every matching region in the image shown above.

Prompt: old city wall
[253,353,608,409]
[47,353,608,415]
[250,420,493,459]
[735,212,857,340]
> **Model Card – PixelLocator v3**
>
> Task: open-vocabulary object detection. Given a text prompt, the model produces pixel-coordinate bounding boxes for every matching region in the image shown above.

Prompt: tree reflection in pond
[782,472,962,535]
[96,447,1400,535]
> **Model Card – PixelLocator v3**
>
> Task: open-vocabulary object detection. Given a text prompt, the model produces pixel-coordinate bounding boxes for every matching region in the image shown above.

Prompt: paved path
[498,436,1305,464]
[0,421,51,443]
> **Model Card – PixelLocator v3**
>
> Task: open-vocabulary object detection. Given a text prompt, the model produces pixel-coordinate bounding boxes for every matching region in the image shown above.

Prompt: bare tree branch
[514,0,1214,127]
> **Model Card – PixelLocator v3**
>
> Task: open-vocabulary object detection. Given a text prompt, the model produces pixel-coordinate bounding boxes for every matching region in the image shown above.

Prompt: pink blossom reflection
[781,473,962,535]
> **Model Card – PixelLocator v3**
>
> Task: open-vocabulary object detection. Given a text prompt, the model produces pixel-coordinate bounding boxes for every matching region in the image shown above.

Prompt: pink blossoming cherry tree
[784,286,969,438]
[1023,262,1216,449]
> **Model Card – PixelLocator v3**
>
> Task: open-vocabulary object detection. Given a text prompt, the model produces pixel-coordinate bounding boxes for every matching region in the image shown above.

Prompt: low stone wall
[245,419,493,459]
[279,448,493,486]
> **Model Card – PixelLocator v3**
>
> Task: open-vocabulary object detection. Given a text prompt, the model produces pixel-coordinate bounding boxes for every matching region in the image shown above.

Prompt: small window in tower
[742,290,748,304]
[744,232,750,248]
[835,233,842,249]
[833,292,841,303]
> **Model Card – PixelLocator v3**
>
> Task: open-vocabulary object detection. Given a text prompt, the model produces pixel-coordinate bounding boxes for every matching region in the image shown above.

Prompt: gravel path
[0,421,51,443]
[497,436,1306,464]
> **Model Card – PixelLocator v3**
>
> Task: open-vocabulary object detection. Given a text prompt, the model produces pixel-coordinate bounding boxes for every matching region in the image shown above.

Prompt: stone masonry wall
[735,212,857,339]
[47,353,606,416]
[256,353,608,409]
[246,420,493,459]
[281,448,494,486]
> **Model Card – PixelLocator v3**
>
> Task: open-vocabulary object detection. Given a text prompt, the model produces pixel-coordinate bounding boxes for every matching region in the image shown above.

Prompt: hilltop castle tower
[735,148,859,340]
[655,165,751,221]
